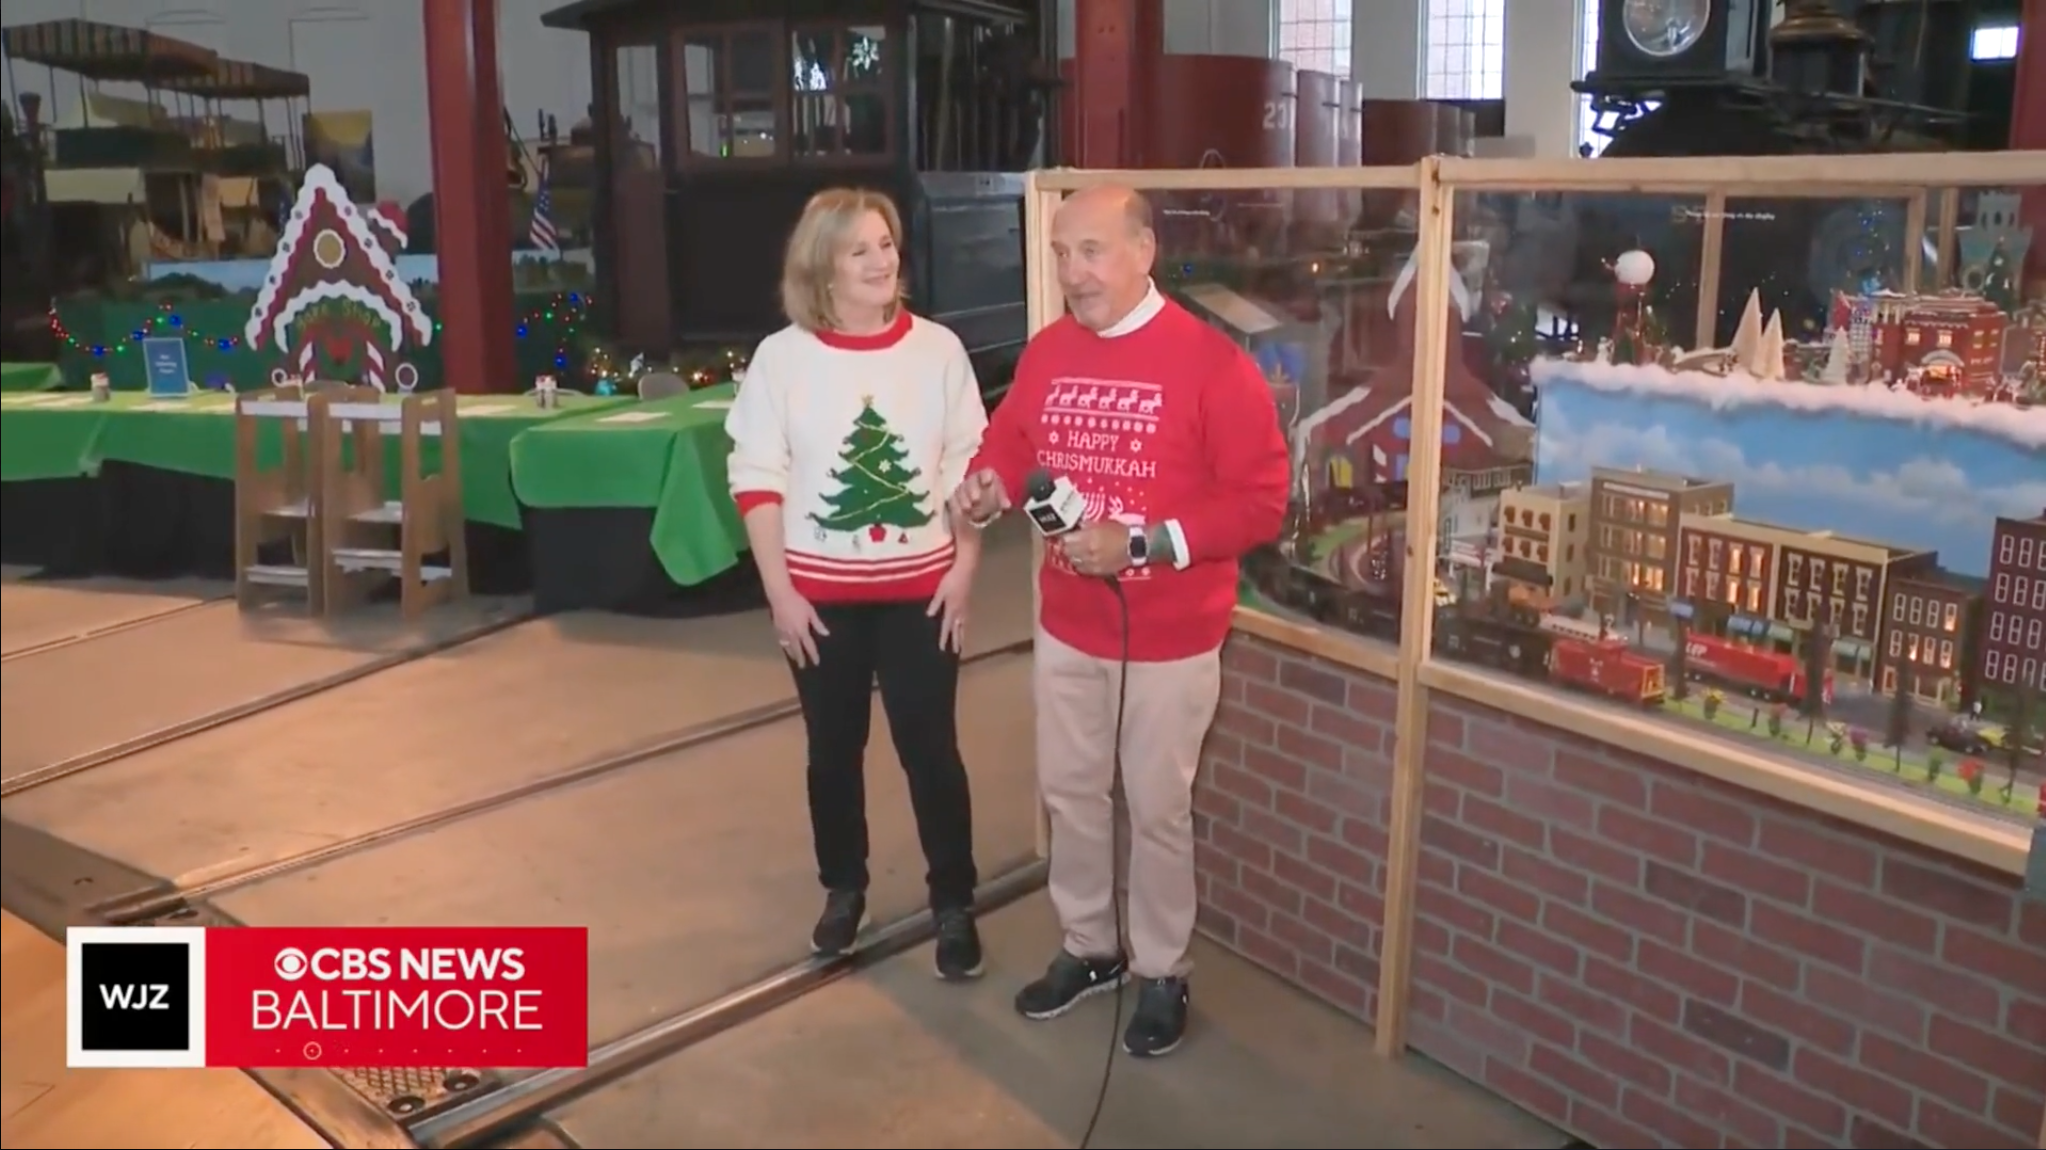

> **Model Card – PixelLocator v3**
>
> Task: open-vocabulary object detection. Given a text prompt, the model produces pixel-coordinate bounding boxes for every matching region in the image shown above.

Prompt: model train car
[1552,636,1667,707]
[1250,552,1405,642]
[1435,610,1555,678]
[1683,633,1832,704]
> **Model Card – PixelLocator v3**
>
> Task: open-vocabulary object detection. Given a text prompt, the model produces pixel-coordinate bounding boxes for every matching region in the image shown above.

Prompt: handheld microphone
[1022,468,1086,538]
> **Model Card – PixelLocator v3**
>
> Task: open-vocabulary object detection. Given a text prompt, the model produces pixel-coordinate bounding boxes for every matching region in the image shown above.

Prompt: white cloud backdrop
[1538,404,2046,534]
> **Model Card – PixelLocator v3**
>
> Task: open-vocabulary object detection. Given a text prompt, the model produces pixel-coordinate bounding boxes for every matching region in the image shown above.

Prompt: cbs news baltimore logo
[67,923,591,1070]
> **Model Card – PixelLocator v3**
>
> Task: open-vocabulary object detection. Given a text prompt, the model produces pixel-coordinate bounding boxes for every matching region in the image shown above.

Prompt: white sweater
[726,314,986,603]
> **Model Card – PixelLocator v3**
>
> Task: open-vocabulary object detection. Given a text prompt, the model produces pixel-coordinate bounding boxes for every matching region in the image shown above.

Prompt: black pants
[792,600,978,912]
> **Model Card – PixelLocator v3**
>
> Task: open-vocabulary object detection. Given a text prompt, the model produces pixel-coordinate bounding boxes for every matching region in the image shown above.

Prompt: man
[951,186,1289,1056]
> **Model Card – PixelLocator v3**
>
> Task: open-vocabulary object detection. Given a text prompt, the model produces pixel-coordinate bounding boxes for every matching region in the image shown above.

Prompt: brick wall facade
[1197,632,2046,1149]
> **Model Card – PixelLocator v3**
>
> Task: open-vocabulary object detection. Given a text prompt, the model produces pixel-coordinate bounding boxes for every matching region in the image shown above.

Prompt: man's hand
[949,469,1009,527]
[1059,521,1132,578]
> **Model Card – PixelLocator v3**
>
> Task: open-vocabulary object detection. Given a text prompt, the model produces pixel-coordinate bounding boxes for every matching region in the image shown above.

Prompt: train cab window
[679,27,783,161]
[615,43,665,165]
[790,26,892,159]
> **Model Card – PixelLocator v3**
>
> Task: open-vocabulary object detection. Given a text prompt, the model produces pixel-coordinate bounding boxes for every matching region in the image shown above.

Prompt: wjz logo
[67,927,206,1068]
[97,982,174,1010]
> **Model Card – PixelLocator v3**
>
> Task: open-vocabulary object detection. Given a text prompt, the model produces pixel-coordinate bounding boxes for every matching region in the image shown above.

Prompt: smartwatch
[1126,525,1150,568]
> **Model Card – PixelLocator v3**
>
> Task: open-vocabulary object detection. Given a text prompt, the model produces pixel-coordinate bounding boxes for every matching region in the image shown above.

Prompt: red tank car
[1683,634,1832,704]
[1551,637,1666,706]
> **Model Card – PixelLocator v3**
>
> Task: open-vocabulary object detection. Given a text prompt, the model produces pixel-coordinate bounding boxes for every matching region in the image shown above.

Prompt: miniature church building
[1294,246,1534,500]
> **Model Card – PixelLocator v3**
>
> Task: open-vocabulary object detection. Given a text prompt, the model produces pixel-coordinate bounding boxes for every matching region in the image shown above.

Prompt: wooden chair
[232,386,320,609]
[316,390,468,619]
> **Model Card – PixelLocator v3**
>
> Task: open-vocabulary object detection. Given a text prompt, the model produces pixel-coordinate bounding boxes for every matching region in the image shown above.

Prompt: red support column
[467,0,518,392]
[2012,0,2045,289]
[1073,0,1138,167]
[423,0,515,394]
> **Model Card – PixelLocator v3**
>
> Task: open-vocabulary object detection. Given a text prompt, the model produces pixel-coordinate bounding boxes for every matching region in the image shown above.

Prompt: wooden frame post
[1374,156,1454,1057]
[1692,191,1726,350]
[1022,170,1065,862]
[1932,188,1961,291]
[1901,189,1928,294]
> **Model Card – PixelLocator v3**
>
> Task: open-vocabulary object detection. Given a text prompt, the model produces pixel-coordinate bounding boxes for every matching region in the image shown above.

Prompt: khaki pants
[1035,627,1222,979]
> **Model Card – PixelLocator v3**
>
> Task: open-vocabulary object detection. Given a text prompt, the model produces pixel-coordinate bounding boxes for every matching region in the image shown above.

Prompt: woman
[725,188,989,980]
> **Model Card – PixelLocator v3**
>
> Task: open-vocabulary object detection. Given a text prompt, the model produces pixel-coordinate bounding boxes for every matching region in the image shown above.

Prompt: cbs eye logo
[273,947,310,980]
[66,926,208,1069]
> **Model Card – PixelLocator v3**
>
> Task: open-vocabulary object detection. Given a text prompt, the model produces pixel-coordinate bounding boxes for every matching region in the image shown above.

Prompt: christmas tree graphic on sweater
[811,398,934,543]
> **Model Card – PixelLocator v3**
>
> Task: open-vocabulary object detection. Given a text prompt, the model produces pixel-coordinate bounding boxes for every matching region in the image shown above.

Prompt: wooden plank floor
[0,912,329,1149]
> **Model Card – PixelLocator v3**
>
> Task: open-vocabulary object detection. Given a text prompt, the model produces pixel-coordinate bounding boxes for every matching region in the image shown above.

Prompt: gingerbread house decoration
[1296,246,1533,499]
[243,164,431,391]
[365,200,409,260]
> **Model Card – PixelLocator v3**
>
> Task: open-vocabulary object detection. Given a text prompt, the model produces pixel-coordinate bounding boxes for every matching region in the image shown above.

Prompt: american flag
[528,170,559,253]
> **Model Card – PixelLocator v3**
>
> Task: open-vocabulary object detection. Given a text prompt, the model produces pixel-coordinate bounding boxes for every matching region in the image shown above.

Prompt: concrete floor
[555,890,1565,1149]
[0,575,228,658]
[0,525,1565,1149]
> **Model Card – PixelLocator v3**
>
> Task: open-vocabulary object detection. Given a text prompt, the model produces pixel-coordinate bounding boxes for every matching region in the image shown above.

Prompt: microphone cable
[1076,575,1130,1150]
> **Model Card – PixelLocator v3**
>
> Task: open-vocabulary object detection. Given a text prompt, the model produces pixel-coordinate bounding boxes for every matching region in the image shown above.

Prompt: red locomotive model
[1682,634,1833,704]
[1550,637,1666,706]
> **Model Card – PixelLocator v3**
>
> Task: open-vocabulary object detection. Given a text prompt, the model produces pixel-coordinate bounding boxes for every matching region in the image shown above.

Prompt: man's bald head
[1050,184,1158,331]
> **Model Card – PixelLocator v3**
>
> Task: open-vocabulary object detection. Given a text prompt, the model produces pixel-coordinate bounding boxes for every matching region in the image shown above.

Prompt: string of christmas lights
[47,292,593,372]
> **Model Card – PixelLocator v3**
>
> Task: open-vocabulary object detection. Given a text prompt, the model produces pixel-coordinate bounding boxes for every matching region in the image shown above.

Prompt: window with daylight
[1577,0,1601,154]
[789,25,893,159]
[1423,0,1504,100]
[1970,24,2020,61]
[1277,0,1352,80]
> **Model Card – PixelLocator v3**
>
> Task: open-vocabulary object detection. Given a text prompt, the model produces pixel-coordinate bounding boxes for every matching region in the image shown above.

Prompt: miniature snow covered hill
[243,163,433,390]
[1530,358,2046,450]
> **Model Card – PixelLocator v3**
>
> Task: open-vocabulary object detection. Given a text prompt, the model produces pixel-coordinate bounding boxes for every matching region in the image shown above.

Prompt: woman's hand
[769,588,829,666]
[927,564,975,653]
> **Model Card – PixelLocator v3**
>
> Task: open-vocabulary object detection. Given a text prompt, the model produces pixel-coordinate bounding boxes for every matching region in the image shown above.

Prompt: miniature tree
[809,399,933,543]
[1885,672,1913,772]
[1729,289,1764,363]
[2002,683,2037,802]
[1822,328,1852,385]
[1800,624,1832,736]
[1979,240,2018,313]
[1666,616,1691,702]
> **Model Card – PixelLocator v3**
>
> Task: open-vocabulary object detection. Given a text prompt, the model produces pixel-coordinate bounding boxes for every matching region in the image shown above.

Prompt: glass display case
[1025,153,2043,826]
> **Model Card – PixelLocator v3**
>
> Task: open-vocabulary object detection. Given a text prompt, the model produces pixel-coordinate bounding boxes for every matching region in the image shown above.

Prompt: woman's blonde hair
[780,187,906,333]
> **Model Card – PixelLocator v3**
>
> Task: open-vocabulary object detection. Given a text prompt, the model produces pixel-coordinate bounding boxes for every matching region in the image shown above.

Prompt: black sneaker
[1122,976,1190,1058]
[1013,950,1127,1020]
[810,890,866,956]
[932,908,985,981]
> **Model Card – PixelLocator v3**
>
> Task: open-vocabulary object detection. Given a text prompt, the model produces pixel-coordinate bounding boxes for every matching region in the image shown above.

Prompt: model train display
[1249,548,1666,708]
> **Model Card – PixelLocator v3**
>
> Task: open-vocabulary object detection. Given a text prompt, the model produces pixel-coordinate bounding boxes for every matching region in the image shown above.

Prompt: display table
[0,391,626,590]
[508,384,759,616]
[0,363,63,393]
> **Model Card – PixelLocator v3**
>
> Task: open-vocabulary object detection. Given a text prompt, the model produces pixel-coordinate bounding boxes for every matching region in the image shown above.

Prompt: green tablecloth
[0,390,630,530]
[508,384,745,586]
[0,363,64,392]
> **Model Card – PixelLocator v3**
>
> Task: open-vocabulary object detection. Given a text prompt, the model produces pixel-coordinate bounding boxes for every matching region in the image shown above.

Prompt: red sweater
[970,298,1290,661]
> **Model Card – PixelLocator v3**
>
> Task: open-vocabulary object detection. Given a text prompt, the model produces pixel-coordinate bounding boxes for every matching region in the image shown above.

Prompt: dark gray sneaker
[810,890,866,956]
[933,908,985,981]
[1013,950,1128,1020]
[1122,976,1189,1057]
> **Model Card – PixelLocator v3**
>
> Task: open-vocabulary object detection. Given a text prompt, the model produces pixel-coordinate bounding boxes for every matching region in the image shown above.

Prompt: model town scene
[1213,189,2045,819]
